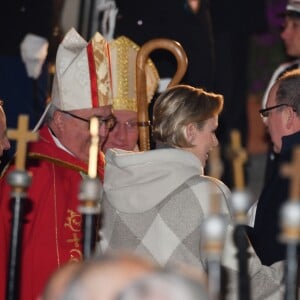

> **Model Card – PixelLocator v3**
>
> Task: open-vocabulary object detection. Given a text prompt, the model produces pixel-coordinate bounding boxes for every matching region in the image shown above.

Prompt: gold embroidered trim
[51,161,83,263]
[109,36,159,112]
[52,163,60,266]
[91,33,112,106]
[28,152,88,174]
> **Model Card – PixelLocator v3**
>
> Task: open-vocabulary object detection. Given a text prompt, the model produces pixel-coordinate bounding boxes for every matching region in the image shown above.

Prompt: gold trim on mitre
[109,36,159,112]
[88,32,113,107]
[51,28,113,111]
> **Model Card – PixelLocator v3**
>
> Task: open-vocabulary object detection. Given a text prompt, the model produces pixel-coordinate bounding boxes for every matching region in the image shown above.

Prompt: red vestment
[0,126,104,300]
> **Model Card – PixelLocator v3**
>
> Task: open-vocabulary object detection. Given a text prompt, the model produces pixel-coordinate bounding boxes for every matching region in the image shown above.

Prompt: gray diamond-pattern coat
[99,148,284,300]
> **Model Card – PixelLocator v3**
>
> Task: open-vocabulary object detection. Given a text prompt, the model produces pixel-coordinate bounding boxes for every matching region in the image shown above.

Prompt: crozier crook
[136,38,188,151]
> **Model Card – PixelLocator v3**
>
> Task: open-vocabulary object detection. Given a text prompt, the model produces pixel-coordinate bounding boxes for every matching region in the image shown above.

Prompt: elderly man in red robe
[0,28,115,300]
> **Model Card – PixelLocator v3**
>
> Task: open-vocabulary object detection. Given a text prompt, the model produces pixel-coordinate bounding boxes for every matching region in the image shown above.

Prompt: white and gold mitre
[109,36,159,112]
[51,28,113,111]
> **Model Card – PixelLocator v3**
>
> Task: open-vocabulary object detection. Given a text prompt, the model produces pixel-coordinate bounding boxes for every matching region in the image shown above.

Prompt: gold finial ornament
[229,129,248,190]
[7,115,39,171]
[88,117,99,179]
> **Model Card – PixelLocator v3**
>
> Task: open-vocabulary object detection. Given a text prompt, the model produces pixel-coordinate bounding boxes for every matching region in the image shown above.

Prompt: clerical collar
[48,127,75,157]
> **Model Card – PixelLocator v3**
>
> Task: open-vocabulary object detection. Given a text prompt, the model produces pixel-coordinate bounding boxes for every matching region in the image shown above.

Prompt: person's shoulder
[200,175,231,195]
[274,59,300,75]
[184,175,232,216]
[184,175,232,205]
[105,148,138,165]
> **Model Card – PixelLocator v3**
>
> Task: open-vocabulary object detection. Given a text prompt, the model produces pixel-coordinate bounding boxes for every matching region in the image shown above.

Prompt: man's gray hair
[44,103,59,124]
[33,103,59,131]
[276,69,300,116]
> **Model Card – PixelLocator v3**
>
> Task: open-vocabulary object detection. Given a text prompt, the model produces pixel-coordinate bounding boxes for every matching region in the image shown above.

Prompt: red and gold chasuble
[0,126,105,300]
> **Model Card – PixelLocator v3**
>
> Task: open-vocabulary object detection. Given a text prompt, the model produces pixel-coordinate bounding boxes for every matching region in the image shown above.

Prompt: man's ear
[285,106,295,130]
[185,123,196,143]
[52,110,64,131]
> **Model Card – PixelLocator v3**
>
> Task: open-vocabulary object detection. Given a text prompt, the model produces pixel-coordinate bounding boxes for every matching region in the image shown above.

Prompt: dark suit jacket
[247,131,300,265]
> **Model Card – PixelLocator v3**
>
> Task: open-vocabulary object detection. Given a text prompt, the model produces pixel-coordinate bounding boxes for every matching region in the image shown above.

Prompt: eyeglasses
[113,120,138,131]
[259,104,297,118]
[60,110,116,130]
